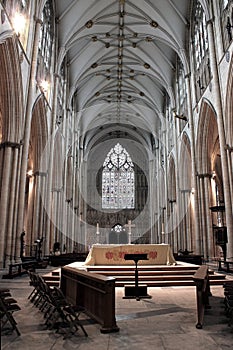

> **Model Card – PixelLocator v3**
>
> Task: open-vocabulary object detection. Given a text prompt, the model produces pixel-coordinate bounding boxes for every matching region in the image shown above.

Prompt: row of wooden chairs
[0,288,21,336]
[27,271,88,339]
[223,282,233,327]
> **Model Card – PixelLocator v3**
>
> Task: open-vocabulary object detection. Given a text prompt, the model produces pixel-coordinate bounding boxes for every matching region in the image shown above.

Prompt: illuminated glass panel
[102,143,135,209]
[39,0,54,70]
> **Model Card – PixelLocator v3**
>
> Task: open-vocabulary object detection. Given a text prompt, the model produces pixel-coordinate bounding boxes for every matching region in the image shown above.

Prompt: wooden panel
[193,266,211,329]
[61,266,119,333]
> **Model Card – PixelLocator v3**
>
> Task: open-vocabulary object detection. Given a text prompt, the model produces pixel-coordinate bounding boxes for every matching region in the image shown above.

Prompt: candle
[96,222,99,234]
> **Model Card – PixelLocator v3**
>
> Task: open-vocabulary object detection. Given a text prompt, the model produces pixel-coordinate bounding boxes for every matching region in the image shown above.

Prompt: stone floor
[1,267,233,350]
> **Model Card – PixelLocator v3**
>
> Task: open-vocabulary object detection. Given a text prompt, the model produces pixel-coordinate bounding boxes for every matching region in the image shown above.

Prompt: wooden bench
[193,265,211,329]
[2,260,36,279]
[60,266,119,333]
[218,260,233,273]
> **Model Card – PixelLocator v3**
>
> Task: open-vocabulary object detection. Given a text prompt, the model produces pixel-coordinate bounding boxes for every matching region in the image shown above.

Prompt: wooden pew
[2,260,36,279]
[218,260,233,273]
[60,266,119,333]
[192,265,211,329]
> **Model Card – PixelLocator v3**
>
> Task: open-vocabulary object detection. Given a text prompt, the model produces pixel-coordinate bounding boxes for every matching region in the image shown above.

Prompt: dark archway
[109,223,128,244]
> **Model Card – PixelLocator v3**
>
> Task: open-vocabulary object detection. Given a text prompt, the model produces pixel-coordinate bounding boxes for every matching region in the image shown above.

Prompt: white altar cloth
[84,244,176,266]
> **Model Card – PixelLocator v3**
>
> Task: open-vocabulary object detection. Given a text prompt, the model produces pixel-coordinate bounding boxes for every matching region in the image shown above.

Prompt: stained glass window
[39,0,54,70]
[36,0,54,89]
[192,1,211,101]
[102,143,135,209]
[220,0,233,49]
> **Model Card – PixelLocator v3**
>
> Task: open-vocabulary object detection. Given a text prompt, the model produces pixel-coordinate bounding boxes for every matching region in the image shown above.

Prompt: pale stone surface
[1,269,233,350]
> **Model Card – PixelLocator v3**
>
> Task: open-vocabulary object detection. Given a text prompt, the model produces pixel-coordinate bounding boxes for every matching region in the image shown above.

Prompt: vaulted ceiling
[54,0,192,151]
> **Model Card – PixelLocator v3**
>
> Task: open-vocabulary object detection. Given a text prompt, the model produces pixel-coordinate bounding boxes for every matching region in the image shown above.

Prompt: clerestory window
[36,0,54,90]
[191,0,211,101]
[220,0,233,50]
[102,143,135,209]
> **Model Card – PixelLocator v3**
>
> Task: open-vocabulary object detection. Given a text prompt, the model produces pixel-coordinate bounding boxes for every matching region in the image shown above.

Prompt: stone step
[42,264,226,288]
[85,264,200,272]
[88,269,214,276]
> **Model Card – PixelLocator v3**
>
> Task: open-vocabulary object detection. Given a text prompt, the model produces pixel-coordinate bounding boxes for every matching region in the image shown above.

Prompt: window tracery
[220,0,233,50]
[36,0,54,92]
[102,143,135,209]
[191,1,211,101]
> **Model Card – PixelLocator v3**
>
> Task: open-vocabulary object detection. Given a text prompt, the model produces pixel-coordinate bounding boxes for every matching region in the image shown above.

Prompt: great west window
[102,143,135,209]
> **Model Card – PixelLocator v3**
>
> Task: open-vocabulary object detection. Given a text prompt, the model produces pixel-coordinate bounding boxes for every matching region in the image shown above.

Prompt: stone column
[32,173,42,241]
[44,73,60,255]
[199,176,207,257]
[207,19,233,258]
[38,173,47,244]
[0,146,12,266]
[203,175,214,259]
[185,73,202,254]
[197,174,212,258]
[225,145,233,200]
[16,17,42,261]
[149,158,155,243]
[8,147,20,261]
[0,143,20,265]
[25,174,35,250]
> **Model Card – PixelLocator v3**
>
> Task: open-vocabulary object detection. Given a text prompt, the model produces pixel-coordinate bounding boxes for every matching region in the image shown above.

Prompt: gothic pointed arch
[225,54,233,145]
[25,96,49,252]
[196,100,221,258]
[179,133,192,192]
[0,36,24,143]
[30,95,49,173]
[109,223,127,244]
[179,133,194,251]
[102,142,135,209]
[196,100,219,175]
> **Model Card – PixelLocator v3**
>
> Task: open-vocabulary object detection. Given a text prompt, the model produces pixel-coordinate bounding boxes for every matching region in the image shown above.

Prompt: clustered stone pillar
[0,142,21,265]
[44,73,60,256]
[16,17,42,262]
[185,73,202,254]
[207,18,233,259]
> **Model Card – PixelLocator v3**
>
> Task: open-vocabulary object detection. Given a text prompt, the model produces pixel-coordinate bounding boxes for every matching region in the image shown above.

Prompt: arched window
[102,143,135,209]
[220,0,233,50]
[2,0,30,49]
[191,1,211,101]
[36,0,54,92]
[39,0,54,70]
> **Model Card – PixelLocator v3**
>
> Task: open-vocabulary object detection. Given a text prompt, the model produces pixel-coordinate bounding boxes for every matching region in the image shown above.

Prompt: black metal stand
[123,253,151,301]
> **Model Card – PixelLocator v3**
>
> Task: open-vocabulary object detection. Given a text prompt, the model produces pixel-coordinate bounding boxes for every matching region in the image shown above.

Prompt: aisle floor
[1,268,233,350]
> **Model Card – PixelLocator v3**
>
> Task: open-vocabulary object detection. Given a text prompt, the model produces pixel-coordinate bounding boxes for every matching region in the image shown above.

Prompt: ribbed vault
[55,0,191,149]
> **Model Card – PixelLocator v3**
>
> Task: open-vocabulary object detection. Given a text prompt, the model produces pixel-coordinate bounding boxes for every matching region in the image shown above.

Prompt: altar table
[84,244,176,266]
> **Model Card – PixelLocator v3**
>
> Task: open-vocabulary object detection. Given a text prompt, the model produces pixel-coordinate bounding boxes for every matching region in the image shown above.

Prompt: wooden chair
[41,283,88,338]
[27,271,88,338]
[0,291,21,336]
[52,287,88,338]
